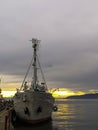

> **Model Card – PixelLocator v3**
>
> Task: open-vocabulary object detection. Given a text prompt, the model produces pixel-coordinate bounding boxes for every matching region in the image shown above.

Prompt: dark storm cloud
[0,0,98,90]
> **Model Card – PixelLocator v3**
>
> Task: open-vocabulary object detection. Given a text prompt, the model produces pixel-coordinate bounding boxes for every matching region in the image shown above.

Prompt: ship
[12,38,56,125]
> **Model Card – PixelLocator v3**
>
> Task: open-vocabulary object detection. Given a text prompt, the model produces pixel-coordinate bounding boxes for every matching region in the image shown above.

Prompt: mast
[31,38,40,90]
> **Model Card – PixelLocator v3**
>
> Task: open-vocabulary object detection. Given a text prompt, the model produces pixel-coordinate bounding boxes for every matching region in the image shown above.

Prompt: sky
[0,0,98,93]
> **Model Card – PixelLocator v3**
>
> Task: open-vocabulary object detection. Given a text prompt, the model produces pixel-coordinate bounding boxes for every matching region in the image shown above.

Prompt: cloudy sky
[0,0,98,92]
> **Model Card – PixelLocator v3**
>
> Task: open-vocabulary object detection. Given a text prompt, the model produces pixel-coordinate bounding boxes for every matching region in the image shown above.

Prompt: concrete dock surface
[0,108,13,130]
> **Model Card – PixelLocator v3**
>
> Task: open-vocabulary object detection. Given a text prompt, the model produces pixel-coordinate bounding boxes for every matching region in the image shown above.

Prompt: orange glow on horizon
[2,90,76,98]
[1,82,86,98]
[1,83,20,97]
[76,91,85,95]
[52,90,76,98]
[2,90,85,98]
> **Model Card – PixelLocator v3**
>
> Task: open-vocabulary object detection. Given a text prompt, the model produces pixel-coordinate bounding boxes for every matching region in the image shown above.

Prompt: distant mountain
[66,93,98,99]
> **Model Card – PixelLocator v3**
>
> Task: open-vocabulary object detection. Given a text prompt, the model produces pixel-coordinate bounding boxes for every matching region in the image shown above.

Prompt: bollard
[8,110,10,130]
[5,115,8,130]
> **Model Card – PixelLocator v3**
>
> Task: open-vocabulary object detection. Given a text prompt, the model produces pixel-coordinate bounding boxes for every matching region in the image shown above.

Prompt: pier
[0,107,13,130]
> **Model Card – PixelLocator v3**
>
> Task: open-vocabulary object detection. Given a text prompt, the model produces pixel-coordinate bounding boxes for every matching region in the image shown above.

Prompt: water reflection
[13,121,54,130]
[53,99,78,129]
[53,99,75,124]
[53,99,98,130]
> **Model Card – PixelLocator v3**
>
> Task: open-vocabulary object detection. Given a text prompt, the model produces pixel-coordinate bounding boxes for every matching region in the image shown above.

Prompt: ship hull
[19,116,51,124]
[13,90,54,124]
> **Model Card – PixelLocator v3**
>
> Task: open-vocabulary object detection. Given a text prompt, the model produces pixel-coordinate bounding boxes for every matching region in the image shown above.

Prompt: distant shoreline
[66,93,98,99]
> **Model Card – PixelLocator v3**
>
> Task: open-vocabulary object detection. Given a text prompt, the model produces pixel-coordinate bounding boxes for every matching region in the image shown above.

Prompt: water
[13,99,98,130]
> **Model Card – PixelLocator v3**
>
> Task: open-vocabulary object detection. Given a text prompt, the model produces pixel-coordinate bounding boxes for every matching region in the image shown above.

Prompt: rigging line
[20,56,34,91]
[37,55,48,90]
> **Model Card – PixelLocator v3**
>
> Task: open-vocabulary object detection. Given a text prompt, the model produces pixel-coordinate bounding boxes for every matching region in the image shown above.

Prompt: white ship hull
[13,90,54,124]
[12,39,56,125]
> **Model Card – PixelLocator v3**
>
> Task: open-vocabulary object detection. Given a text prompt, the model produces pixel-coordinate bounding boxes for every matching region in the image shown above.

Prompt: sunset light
[2,91,16,97]
[0,85,86,98]
[0,0,98,129]
[52,89,76,98]
[1,89,85,98]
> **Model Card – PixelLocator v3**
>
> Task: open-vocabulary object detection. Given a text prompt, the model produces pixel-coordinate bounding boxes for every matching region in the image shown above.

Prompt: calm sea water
[13,99,98,130]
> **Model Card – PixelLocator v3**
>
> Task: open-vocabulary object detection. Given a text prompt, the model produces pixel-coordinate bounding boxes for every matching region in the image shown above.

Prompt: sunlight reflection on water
[53,99,98,130]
